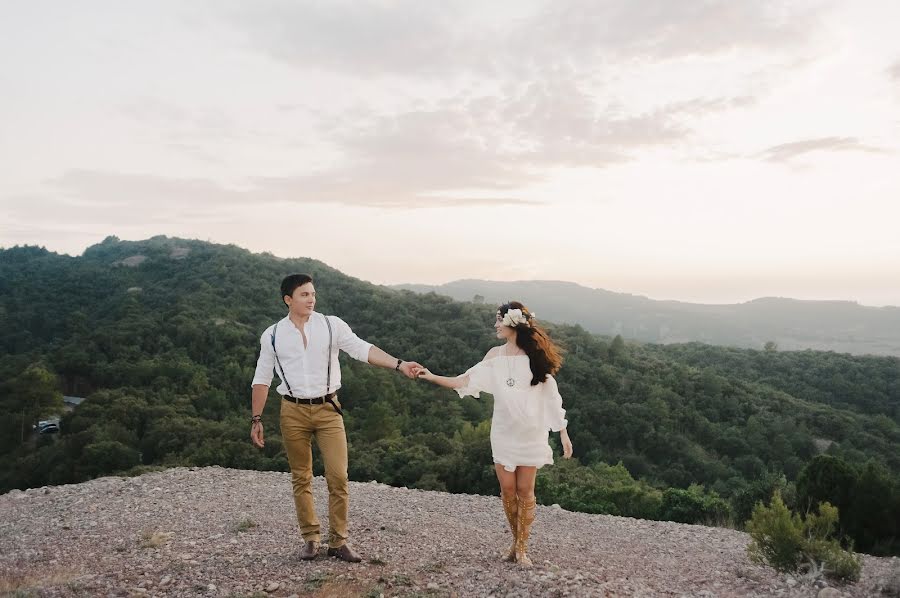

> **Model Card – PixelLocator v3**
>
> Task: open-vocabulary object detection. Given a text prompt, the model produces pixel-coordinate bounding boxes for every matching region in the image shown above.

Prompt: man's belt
[282,392,343,416]
[282,392,336,405]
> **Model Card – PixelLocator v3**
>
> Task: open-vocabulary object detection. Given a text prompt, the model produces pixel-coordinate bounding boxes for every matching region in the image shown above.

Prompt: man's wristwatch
[395,358,403,371]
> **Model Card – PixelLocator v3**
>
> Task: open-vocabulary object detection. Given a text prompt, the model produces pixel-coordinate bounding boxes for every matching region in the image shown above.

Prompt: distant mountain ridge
[393,279,900,357]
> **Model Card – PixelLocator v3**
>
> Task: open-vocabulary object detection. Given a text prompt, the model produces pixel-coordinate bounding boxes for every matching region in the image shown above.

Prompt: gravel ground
[1,466,897,597]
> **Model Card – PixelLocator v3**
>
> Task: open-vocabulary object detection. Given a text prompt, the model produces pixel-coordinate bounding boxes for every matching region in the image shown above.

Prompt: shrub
[535,459,662,519]
[746,491,804,571]
[746,491,861,583]
[660,484,731,525]
[820,542,863,583]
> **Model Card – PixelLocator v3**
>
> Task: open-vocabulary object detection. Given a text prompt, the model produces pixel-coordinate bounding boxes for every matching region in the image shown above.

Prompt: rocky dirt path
[1,467,897,597]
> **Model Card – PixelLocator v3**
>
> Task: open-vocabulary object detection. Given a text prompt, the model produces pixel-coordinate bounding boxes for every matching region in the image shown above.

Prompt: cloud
[760,137,886,162]
[28,168,540,214]
[315,77,754,177]
[46,170,246,206]
[491,76,691,163]
[525,0,826,62]
[663,96,758,116]
[280,82,728,204]
[890,60,900,80]
[95,83,749,211]
[118,97,247,163]
[197,1,788,184]
[219,0,826,77]
[228,2,467,77]
[122,98,237,138]
[103,2,778,207]
[8,2,832,221]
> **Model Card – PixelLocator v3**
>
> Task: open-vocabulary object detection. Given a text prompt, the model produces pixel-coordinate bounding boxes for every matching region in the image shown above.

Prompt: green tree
[608,334,626,363]
[78,440,141,478]
[2,364,64,445]
[845,462,900,554]
[796,455,858,525]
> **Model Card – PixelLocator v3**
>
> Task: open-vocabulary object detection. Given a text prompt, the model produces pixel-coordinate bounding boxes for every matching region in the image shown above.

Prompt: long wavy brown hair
[498,301,563,385]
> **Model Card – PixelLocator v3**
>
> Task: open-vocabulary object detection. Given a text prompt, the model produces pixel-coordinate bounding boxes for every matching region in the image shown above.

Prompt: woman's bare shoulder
[483,346,502,361]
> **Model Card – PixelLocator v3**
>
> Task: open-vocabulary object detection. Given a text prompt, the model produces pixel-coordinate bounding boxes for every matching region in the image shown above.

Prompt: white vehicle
[34,419,61,434]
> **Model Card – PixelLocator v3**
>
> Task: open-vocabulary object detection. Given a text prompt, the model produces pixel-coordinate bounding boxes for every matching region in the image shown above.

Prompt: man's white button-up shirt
[251,313,372,398]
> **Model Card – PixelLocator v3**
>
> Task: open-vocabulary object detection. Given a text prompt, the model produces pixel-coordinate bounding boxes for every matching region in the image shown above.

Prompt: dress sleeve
[542,375,568,432]
[455,359,496,399]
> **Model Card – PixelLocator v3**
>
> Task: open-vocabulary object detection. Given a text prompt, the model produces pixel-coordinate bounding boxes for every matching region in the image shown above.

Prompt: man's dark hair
[281,274,314,304]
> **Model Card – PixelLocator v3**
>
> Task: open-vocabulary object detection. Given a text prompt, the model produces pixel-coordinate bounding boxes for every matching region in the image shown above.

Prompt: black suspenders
[270,315,343,416]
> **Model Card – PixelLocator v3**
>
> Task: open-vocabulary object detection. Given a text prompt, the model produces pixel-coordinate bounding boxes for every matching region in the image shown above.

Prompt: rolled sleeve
[330,316,373,362]
[251,327,276,388]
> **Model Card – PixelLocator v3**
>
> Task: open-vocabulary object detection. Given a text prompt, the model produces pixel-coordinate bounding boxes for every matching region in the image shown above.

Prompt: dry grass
[0,567,83,595]
[139,529,173,548]
[233,517,258,533]
[303,570,331,592]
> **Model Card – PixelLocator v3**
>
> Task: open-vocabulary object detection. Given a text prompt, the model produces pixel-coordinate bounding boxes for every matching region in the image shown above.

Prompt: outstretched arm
[417,368,468,389]
[419,346,501,390]
[331,316,422,379]
[367,345,423,379]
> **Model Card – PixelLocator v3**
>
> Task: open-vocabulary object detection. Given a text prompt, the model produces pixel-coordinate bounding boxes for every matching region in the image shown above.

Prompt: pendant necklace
[504,345,517,387]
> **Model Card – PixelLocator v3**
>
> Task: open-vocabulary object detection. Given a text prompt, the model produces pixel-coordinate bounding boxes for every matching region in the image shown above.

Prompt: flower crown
[500,308,535,328]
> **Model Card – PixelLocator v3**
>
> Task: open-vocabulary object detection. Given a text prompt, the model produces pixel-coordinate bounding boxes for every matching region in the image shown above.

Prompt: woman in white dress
[417,301,573,567]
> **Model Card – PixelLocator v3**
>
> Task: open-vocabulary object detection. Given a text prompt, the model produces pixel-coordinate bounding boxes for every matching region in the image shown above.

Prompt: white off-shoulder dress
[456,354,568,472]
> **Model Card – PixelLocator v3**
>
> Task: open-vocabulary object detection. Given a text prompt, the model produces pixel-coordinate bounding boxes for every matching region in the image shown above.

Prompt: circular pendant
[506,378,516,387]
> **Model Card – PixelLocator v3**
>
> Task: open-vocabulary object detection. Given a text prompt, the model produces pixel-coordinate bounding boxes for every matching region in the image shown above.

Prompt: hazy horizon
[3,234,897,308]
[2,2,899,306]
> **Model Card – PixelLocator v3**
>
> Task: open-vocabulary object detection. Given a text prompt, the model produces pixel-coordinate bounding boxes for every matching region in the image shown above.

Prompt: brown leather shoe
[299,540,319,561]
[327,544,362,563]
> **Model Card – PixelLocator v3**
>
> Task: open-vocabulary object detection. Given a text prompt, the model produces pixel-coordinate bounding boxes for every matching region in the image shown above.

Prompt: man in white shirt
[250,274,422,562]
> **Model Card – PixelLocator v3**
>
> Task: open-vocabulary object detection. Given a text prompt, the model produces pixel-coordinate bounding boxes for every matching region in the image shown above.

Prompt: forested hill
[394,279,900,357]
[647,342,900,420]
[1,235,898,555]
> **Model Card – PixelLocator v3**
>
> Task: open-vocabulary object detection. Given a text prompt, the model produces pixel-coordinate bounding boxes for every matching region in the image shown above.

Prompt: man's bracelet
[250,415,262,425]
[394,358,403,371]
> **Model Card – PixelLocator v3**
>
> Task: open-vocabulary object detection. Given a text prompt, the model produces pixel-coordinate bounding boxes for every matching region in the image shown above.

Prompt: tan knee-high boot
[500,492,518,561]
[515,495,537,567]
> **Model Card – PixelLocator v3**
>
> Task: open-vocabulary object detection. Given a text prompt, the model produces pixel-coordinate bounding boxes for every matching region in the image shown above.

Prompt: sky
[2,0,899,306]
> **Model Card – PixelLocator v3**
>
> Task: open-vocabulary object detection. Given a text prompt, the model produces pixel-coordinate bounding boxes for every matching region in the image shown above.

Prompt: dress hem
[494,459,553,473]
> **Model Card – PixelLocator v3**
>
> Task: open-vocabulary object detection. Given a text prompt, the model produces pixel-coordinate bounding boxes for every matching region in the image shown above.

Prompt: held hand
[399,361,423,379]
[250,422,265,448]
[416,368,437,382]
[561,431,573,459]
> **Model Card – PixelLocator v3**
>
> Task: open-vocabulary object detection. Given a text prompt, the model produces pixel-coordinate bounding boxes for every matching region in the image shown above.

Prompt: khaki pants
[279,397,349,548]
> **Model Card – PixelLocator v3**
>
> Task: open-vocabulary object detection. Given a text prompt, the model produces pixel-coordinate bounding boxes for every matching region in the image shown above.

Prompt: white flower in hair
[502,308,531,327]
